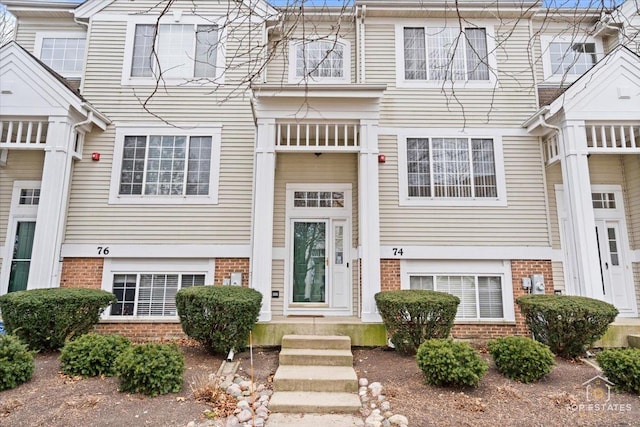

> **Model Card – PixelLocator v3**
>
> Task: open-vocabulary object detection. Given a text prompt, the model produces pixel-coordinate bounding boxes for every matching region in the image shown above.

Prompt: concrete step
[269,391,362,414]
[279,348,353,366]
[281,334,351,350]
[628,334,640,348]
[273,365,358,393]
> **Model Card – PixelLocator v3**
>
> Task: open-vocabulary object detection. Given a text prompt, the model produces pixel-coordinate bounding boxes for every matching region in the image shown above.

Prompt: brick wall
[60,258,104,289]
[214,258,250,287]
[380,259,401,291]
[95,322,187,342]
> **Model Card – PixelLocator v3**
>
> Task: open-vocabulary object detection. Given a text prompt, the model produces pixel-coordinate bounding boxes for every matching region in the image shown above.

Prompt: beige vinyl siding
[0,151,44,246]
[379,134,549,246]
[552,261,565,293]
[623,155,640,249]
[364,21,538,127]
[546,162,563,249]
[634,263,640,317]
[14,17,84,53]
[272,153,359,248]
[65,10,262,244]
[271,259,285,316]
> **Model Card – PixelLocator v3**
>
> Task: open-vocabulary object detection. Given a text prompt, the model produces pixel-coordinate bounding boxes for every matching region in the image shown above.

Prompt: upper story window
[35,32,86,78]
[289,39,350,83]
[401,26,491,84]
[398,132,506,206]
[122,17,224,86]
[110,125,221,204]
[541,35,602,82]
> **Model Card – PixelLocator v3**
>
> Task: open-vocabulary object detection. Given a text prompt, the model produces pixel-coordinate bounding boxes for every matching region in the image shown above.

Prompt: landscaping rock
[388,414,408,426]
[225,416,240,427]
[359,378,369,387]
[236,409,253,423]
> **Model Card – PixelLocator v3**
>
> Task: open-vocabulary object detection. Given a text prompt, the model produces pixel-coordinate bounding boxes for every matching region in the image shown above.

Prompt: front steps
[269,335,361,414]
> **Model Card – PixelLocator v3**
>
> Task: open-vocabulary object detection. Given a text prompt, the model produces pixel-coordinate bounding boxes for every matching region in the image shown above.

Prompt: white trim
[400,259,515,322]
[381,245,554,260]
[34,31,87,79]
[108,123,222,205]
[630,250,640,263]
[100,258,215,321]
[0,181,41,296]
[120,16,226,87]
[378,127,531,137]
[287,38,351,84]
[540,34,604,84]
[394,22,499,89]
[62,244,250,259]
[396,129,507,207]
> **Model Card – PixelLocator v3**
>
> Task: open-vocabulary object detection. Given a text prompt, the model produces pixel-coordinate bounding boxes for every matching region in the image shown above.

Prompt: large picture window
[403,27,489,81]
[549,42,597,76]
[406,137,497,199]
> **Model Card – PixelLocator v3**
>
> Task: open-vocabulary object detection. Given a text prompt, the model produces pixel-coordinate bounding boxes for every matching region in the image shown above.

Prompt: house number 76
[97,246,110,255]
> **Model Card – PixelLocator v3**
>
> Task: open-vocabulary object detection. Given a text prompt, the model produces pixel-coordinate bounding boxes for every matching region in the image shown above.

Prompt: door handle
[346,262,349,268]
[605,262,609,270]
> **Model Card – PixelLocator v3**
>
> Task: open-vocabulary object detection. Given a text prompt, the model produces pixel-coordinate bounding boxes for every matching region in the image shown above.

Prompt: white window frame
[397,129,507,207]
[34,31,87,79]
[395,22,498,89]
[100,258,214,320]
[109,123,222,205]
[121,15,226,87]
[400,259,515,322]
[288,38,351,84]
[541,34,603,83]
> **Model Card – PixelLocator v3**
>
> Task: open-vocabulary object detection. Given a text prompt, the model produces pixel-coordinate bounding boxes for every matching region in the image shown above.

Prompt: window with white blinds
[111,273,205,317]
[409,274,504,319]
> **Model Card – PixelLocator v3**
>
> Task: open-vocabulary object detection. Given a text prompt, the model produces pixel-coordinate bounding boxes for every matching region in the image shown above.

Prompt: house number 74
[97,246,110,255]
[392,248,404,256]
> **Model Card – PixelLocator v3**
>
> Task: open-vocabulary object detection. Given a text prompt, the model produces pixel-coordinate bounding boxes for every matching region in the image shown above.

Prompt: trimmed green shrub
[416,339,488,387]
[115,343,184,396]
[175,286,262,354]
[60,333,130,377]
[596,348,640,394]
[516,294,618,359]
[488,336,554,383]
[0,288,116,351]
[0,334,35,391]
[375,290,459,354]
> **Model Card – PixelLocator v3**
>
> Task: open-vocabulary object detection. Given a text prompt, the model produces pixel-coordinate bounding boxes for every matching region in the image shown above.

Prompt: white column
[559,120,605,300]
[359,120,382,322]
[27,116,75,289]
[250,119,276,321]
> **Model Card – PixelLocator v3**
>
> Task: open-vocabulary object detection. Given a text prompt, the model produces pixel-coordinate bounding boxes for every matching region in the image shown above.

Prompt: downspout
[72,15,90,94]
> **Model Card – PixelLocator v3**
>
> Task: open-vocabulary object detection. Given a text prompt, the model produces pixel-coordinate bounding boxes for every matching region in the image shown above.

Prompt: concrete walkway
[265,413,364,427]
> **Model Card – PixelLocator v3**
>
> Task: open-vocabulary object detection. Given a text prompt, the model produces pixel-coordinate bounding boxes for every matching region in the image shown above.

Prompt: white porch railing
[276,122,360,151]
[543,133,560,165]
[586,123,640,152]
[0,119,49,149]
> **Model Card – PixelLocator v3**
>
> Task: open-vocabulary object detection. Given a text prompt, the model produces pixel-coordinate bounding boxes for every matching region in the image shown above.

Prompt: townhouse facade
[1,0,639,344]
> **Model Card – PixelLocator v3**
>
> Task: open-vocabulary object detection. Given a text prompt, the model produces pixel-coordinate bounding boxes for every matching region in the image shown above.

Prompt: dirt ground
[1,342,639,427]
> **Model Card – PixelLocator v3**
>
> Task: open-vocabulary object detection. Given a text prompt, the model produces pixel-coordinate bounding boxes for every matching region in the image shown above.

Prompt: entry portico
[249,84,386,322]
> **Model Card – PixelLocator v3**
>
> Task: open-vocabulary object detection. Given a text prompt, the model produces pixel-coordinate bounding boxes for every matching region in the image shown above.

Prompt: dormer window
[541,35,602,83]
[289,39,350,83]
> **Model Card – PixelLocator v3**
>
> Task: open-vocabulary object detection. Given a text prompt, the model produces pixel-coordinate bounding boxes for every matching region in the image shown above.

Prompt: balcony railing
[0,120,49,149]
[586,123,640,152]
[276,122,360,151]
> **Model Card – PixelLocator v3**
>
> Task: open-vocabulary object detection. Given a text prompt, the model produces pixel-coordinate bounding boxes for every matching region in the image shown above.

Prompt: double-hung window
[35,32,86,78]
[110,126,221,204]
[402,26,490,82]
[124,19,223,85]
[110,273,205,317]
[289,39,350,83]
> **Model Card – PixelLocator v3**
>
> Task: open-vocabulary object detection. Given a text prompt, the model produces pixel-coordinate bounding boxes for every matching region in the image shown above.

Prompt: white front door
[595,220,635,313]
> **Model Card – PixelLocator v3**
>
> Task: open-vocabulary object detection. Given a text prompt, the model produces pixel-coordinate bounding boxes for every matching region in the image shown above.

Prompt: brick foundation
[378,258,554,340]
[60,258,104,289]
[94,322,187,342]
[214,258,250,287]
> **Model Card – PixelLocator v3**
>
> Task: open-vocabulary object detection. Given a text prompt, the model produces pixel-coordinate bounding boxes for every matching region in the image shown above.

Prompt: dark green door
[8,221,36,293]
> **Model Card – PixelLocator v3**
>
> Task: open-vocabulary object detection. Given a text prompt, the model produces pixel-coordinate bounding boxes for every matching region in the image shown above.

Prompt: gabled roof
[524,45,640,133]
[74,0,277,20]
[0,41,109,129]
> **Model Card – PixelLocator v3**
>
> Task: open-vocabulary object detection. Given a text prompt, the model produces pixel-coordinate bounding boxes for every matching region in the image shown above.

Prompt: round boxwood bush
[416,339,488,387]
[60,333,131,377]
[175,285,262,354]
[596,348,640,394]
[487,336,554,383]
[0,288,116,351]
[115,343,184,396]
[0,334,35,391]
[375,290,459,354]
[516,294,618,359]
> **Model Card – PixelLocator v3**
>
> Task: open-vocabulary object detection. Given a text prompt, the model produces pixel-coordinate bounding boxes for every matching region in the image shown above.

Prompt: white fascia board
[61,244,251,259]
[380,245,555,260]
[252,84,387,99]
